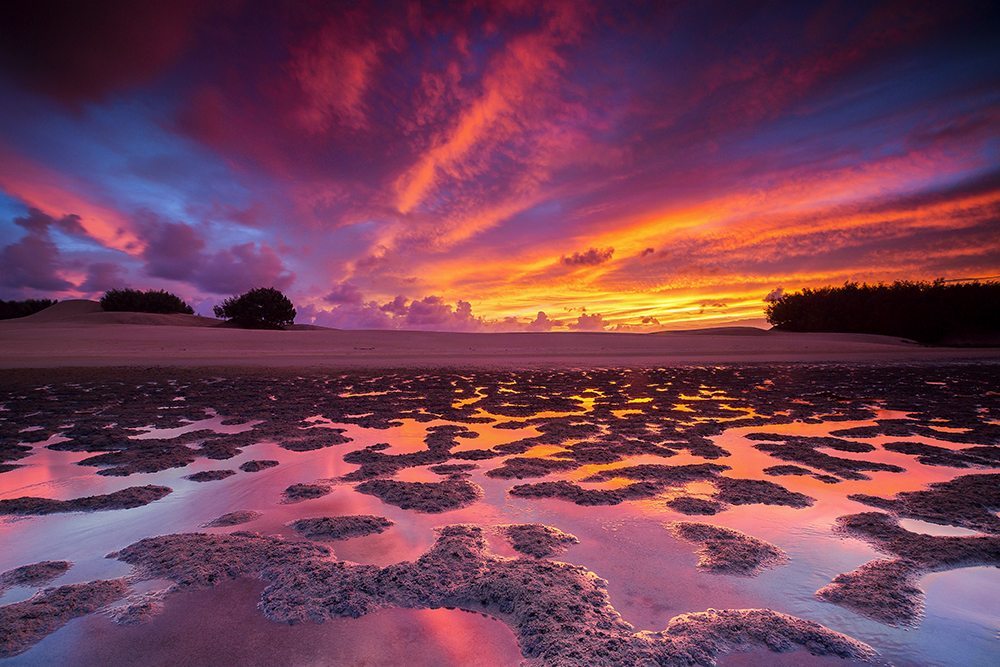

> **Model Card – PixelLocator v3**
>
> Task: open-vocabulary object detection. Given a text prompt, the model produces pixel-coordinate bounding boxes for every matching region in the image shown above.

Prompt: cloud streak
[0,1,996,330]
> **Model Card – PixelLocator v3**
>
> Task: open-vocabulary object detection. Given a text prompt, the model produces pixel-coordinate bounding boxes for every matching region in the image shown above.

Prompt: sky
[0,1,997,331]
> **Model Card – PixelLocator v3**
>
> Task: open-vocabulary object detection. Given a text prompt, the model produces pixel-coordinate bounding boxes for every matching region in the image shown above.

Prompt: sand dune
[17,299,220,327]
[1,304,996,368]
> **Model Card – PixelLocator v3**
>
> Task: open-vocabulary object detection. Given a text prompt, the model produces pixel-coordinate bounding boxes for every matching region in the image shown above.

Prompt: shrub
[213,287,296,329]
[100,288,194,314]
[765,280,1000,343]
[0,298,58,320]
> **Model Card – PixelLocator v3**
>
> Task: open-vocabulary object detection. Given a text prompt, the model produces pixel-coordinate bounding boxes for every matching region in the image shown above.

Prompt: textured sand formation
[354,479,483,513]
[281,483,333,503]
[289,515,394,541]
[186,469,236,482]
[3,365,995,497]
[668,522,789,576]
[0,485,171,515]
[665,497,725,515]
[510,464,814,511]
[0,580,129,658]
[239,459,279,472]
[105,526,875,665]
[0,364,996,664]
[0,561,71,593]
[746,433,905,481]
[880,441,1000,468]
[202,510,262,528]
[499,524,579,558]
[818,512,1000,625]
[848,473,1000,534]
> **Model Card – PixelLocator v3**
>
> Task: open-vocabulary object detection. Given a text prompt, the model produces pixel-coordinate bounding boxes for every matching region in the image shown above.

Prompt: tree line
[766,280,1000,343]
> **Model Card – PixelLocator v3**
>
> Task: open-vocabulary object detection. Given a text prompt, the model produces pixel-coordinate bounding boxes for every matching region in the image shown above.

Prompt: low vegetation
[766,280,1000,343]
[213,287,295,329]
[0,299,57,320]
[100,289,194,315]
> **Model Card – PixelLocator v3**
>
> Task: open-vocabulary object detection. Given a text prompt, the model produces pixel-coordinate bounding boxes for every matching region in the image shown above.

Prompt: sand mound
[658,326,771,336]
[20,300,102,321]
[14,299,219,327]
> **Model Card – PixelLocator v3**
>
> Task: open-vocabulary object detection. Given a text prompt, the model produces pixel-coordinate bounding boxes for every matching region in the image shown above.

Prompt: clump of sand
[186,469,236,482]
[0,485,171,515]
[668,522,789,576]
[0,561,71,593]
[354,479,482,513]
[848,473,1000,534]
[281,483,332,503]
[0,580,129,658]
[239,459,279,472]
[499,524,579,558]
[289,515,393,540]
[817,511,1000,626]
[107,525,876,665]
[202,510,262,528]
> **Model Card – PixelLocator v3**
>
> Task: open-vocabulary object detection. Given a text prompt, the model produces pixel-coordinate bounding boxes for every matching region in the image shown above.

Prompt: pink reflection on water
[2,390,998,667]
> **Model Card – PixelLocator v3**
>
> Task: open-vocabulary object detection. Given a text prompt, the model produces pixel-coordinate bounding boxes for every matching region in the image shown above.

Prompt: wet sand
[1,361,997,665]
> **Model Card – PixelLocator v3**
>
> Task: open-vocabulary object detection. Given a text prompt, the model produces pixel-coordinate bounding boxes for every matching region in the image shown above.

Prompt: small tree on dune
[213,287,296,329]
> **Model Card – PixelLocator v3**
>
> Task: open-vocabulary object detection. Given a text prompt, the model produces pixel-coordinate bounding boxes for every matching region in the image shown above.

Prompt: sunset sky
[0,1,997,331]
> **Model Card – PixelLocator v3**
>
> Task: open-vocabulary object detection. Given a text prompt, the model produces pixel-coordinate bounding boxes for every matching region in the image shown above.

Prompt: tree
[213,287,296,329]
[765,280,1000,343]
[0,298,58,319]
[100,288,193,314]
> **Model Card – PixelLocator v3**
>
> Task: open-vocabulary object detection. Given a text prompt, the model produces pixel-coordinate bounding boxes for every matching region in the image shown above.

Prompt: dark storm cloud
[0,0,215,105]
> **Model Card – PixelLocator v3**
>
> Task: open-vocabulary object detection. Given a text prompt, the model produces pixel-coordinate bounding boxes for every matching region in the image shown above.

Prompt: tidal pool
[1,364,997,665]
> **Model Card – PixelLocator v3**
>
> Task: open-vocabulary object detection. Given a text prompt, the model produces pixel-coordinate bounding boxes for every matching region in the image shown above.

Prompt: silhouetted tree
[765,280,1000,343]
[100,288,194,314]
[213,287,296,329]
[0,298,58,319]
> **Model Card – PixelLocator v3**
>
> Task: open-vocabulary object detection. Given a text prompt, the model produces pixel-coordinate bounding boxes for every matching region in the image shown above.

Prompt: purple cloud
[561,247,614,266]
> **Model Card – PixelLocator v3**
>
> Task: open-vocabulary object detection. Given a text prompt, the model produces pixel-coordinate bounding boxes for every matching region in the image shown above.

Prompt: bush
[765,280,1000,343]
[213,287,296,329]
[0,298,58,320]
[100,288,194,314]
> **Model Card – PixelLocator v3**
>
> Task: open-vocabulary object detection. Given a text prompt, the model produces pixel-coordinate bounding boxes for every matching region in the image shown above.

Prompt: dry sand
[1,300,996,369]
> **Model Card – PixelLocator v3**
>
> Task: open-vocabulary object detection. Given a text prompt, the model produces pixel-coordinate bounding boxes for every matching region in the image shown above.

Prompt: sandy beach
[1,301,996,369]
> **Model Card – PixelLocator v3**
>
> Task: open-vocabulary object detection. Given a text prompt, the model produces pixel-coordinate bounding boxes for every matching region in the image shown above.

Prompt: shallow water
[1,364,998,666]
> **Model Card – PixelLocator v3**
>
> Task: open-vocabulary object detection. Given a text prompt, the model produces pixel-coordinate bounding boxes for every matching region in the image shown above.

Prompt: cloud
[561,247,614,266]
[289,15,383,132]
[140,215,205,281]
[324,282,364,305]
[13,207,87,237]
[0,208,77,292]
[303,292,494,332]
[763,287,785,303]
[136,213,293,294]
[569,311,606,331]
[0,2,211,105]
[196,243,294,295]
[0,229,72,292]
[79,262,125,293]
[526,311,555,331]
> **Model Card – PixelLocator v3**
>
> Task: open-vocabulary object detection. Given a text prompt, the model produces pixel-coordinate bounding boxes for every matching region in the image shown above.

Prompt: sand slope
[1,306,997,368]
[15,300,221,327]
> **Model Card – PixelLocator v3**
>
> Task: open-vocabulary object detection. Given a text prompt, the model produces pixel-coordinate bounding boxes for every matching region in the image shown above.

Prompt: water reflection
[1,365,997,666]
